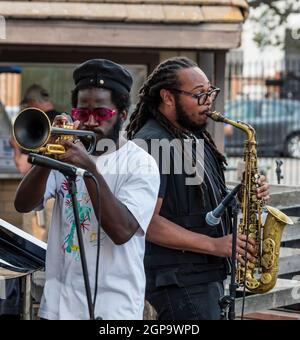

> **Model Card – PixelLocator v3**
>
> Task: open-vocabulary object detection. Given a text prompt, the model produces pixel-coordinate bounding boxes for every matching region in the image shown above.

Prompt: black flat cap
[73,59,133,94]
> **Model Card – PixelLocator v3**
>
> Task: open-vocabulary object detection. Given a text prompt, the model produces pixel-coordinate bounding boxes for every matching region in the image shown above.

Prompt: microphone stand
[66,174,94,320]
[219,197,240,320]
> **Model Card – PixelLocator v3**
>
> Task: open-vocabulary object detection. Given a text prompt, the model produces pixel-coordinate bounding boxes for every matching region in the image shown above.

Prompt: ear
[160,89,174,107]
[120,110,127,122]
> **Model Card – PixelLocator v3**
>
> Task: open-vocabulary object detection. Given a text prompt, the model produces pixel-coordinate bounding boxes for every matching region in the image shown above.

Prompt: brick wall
[0,178,23,227]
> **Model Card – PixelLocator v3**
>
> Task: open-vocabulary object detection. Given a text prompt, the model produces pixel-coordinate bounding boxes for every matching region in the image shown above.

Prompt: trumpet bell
[13,107,97,155]
[13,107,51,151]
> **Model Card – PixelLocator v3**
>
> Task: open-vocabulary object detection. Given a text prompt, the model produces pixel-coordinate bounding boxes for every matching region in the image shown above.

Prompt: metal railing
[224,58,300,186]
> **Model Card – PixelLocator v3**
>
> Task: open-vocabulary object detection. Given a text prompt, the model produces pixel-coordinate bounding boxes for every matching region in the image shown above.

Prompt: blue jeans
[146,281,224,320]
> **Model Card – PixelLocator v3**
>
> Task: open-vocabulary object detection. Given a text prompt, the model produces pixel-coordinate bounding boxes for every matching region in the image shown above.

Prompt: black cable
[67,176,94,320]
[88,173,102,319]
[66,172,103,320]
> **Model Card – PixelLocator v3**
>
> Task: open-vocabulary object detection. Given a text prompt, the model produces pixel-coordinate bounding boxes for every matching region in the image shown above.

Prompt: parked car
[224,99,300,158]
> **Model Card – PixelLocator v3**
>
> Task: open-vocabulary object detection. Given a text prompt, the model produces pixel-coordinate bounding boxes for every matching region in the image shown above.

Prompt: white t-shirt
[38,141,160,320]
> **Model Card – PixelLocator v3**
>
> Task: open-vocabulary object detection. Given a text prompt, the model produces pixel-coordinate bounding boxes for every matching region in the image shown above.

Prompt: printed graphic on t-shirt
[59,179,92,262]
[64,194,92,261]
[59,178,106,261]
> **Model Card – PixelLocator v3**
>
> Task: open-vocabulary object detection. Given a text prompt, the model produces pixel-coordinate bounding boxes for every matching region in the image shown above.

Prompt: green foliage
[248,0,300,49]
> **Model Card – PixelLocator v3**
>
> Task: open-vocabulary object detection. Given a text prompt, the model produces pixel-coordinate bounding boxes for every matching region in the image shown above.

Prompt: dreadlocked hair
[126,56,227,169]
[203,130,228,168]
[126,57,197,139]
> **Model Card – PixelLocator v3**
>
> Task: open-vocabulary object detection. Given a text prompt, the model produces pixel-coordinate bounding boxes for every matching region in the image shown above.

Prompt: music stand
[0,218,47,319]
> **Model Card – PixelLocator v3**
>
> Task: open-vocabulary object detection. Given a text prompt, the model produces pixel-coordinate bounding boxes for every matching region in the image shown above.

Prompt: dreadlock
[126,56,227,168]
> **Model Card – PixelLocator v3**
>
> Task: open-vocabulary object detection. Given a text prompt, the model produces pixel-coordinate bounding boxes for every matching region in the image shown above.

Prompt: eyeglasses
[169,86,220,106]
[71,107,117,123]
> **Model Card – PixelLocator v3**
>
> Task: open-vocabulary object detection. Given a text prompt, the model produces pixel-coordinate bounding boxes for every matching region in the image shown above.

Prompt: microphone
[28,153,92,178]
[205,183,242,226]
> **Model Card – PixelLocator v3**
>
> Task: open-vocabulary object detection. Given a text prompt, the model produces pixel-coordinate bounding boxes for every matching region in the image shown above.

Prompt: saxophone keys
[261,253,275,269]
[254,174,260,180]
[249,232,256,239]
[263,238,275,253]
[246,278,260,290]
[261,273,272,284]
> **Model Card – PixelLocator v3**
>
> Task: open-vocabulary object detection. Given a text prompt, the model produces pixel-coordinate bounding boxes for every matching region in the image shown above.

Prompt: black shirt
[134,118,229,289]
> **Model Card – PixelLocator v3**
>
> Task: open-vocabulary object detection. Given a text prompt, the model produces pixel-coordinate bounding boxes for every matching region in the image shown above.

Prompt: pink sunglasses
[71,107,117,123]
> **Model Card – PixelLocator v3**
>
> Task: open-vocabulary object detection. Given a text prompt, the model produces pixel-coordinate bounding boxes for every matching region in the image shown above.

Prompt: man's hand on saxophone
[236,234,257,266]
[211,234,257,265]
[256,174,270,201]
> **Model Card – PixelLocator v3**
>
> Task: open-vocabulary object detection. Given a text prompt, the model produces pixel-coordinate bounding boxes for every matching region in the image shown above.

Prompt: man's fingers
[236,248,256,264]
[256,175,266,185]
[237,240,257,257]
[238,234,256,247]
[73,120,81,129]
[52,114,70,127]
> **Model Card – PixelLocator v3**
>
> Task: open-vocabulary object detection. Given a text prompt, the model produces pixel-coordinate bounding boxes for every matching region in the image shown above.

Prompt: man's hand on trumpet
[57,139,97,176]
[48,114,80,147]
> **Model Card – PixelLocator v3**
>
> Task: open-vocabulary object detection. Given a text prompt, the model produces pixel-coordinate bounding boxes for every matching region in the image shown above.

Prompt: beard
[89,115,123,155]
[106,114,123,144]
[174,95,207,133]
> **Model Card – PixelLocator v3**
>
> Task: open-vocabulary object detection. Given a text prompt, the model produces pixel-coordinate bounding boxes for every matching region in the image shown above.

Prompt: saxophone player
[126,56,270,320]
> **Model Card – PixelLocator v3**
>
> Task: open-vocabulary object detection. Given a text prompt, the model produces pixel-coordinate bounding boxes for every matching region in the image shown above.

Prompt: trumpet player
[14,59,160,320]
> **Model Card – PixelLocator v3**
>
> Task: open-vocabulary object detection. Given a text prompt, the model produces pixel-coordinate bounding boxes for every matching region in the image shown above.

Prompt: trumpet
[13,108,97,155]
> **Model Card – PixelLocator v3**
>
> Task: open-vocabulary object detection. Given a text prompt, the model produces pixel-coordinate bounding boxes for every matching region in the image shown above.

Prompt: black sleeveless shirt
[134,119,230,289]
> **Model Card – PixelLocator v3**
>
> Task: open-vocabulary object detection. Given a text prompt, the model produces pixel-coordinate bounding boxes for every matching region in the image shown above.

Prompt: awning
[0,0,248,49]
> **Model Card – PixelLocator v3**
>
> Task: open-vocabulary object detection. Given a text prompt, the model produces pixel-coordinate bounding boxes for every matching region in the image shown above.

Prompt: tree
[248,0,300,49]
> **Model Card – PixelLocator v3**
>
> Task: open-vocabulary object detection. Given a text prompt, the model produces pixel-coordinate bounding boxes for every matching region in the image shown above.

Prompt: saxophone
[208,111,294,294]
